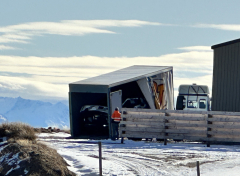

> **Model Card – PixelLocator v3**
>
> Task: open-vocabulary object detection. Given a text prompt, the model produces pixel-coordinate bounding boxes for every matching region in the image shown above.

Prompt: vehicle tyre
[128,137,142,141]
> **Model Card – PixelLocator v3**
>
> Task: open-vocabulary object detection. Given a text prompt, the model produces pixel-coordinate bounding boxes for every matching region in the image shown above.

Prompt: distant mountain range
[0,97,69,129]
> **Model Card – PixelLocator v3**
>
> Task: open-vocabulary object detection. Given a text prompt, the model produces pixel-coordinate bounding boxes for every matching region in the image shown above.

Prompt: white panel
[137,78,155,109]
[110,90,122,114]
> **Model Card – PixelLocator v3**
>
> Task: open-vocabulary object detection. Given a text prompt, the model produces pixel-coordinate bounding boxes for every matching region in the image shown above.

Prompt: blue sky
[1,1,240,103]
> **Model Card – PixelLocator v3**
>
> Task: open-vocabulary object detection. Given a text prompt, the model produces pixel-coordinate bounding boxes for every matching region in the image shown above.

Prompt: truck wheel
[128,137,142,141]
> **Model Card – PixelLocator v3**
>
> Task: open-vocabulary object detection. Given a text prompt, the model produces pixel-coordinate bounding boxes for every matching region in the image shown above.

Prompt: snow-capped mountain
[0,97,69,129]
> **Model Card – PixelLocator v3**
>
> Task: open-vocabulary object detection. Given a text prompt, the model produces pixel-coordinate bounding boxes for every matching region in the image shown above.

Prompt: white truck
[176,84,210,111]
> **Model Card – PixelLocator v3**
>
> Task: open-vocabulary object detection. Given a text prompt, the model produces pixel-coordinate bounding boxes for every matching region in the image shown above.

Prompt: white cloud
[0,50,213,71]
[193,23,240,32]
[62,20,161,28]
[0,115,7,122]
[0,20,161,45]
[0,48,213,101]
[0,81,25,90]
[0,45,17,50]
[178,46,212,51]
[0,75,68,99]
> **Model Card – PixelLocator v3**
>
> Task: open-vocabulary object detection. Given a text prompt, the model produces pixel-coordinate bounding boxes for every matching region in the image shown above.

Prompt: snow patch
[0,152,23,176]
[7,152,20,165]
[24,168,28,174]
[6,165,20,175]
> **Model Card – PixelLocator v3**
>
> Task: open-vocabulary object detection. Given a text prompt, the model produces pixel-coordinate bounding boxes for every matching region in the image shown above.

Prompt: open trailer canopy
[69,65,174,138]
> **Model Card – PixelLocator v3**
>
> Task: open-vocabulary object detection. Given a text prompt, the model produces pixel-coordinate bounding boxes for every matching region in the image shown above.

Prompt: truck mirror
[176,96,184,110]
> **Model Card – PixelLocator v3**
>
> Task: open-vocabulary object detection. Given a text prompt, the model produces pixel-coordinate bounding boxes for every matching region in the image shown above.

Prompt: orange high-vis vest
[111,110,121,122]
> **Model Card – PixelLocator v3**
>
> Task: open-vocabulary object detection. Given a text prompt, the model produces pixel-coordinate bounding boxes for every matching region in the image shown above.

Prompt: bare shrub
[0,122,37,141]
[61,129,70,134]
[34,127,71,134]
[34,128,41,133]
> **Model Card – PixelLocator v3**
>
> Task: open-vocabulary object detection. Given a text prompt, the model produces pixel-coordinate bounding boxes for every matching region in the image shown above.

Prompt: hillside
[0,97,69,129]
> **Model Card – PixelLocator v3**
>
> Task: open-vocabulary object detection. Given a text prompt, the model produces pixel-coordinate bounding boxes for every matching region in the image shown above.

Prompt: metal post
[197,161,200,176]
[107,88,112,139]
[98,142,102,176]
[121,137,124,144]
[164,138,167,145]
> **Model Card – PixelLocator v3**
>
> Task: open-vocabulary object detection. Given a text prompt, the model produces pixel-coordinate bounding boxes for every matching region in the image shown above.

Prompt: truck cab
[176,84,210,111]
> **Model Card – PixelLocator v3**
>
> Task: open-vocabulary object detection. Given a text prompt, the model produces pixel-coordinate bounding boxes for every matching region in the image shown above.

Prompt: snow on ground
[38,132,240,176]
[0,142,24,176]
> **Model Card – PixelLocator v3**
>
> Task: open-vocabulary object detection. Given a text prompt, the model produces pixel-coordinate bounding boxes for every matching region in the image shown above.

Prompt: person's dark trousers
[111,122,119,140]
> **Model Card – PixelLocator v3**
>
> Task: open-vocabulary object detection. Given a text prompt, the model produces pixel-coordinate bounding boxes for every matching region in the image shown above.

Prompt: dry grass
[0,139,76,176]
[16,140,72,175]
[0,122,37,142]
[0,122,76,176]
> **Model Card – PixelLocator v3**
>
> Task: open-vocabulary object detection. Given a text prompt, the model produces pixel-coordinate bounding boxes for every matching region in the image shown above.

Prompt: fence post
[196,161,200,176]
[207,114,212,147]
[164,113,169,145]
[98,142,102,176]
[121,137,124,144]
[120,115,126,144]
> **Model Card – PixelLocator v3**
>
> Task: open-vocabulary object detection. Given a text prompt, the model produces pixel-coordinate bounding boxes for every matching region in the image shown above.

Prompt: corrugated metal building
[211,38,240,112]
[69,65,174,138]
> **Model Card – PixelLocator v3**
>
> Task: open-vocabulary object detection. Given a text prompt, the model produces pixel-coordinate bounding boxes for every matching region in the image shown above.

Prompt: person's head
[115,107,119,111]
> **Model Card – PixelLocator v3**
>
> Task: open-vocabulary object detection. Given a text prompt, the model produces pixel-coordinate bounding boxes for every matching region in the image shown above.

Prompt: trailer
[69,65,174,139]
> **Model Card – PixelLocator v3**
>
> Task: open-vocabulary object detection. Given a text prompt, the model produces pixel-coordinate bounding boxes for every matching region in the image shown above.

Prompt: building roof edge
[211,38,240,49]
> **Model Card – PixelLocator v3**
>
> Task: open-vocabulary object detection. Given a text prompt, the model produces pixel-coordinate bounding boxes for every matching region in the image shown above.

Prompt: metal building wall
[212,41,240,112]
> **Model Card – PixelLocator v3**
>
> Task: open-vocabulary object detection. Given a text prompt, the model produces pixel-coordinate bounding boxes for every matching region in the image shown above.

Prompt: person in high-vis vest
[111,107,121,140]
